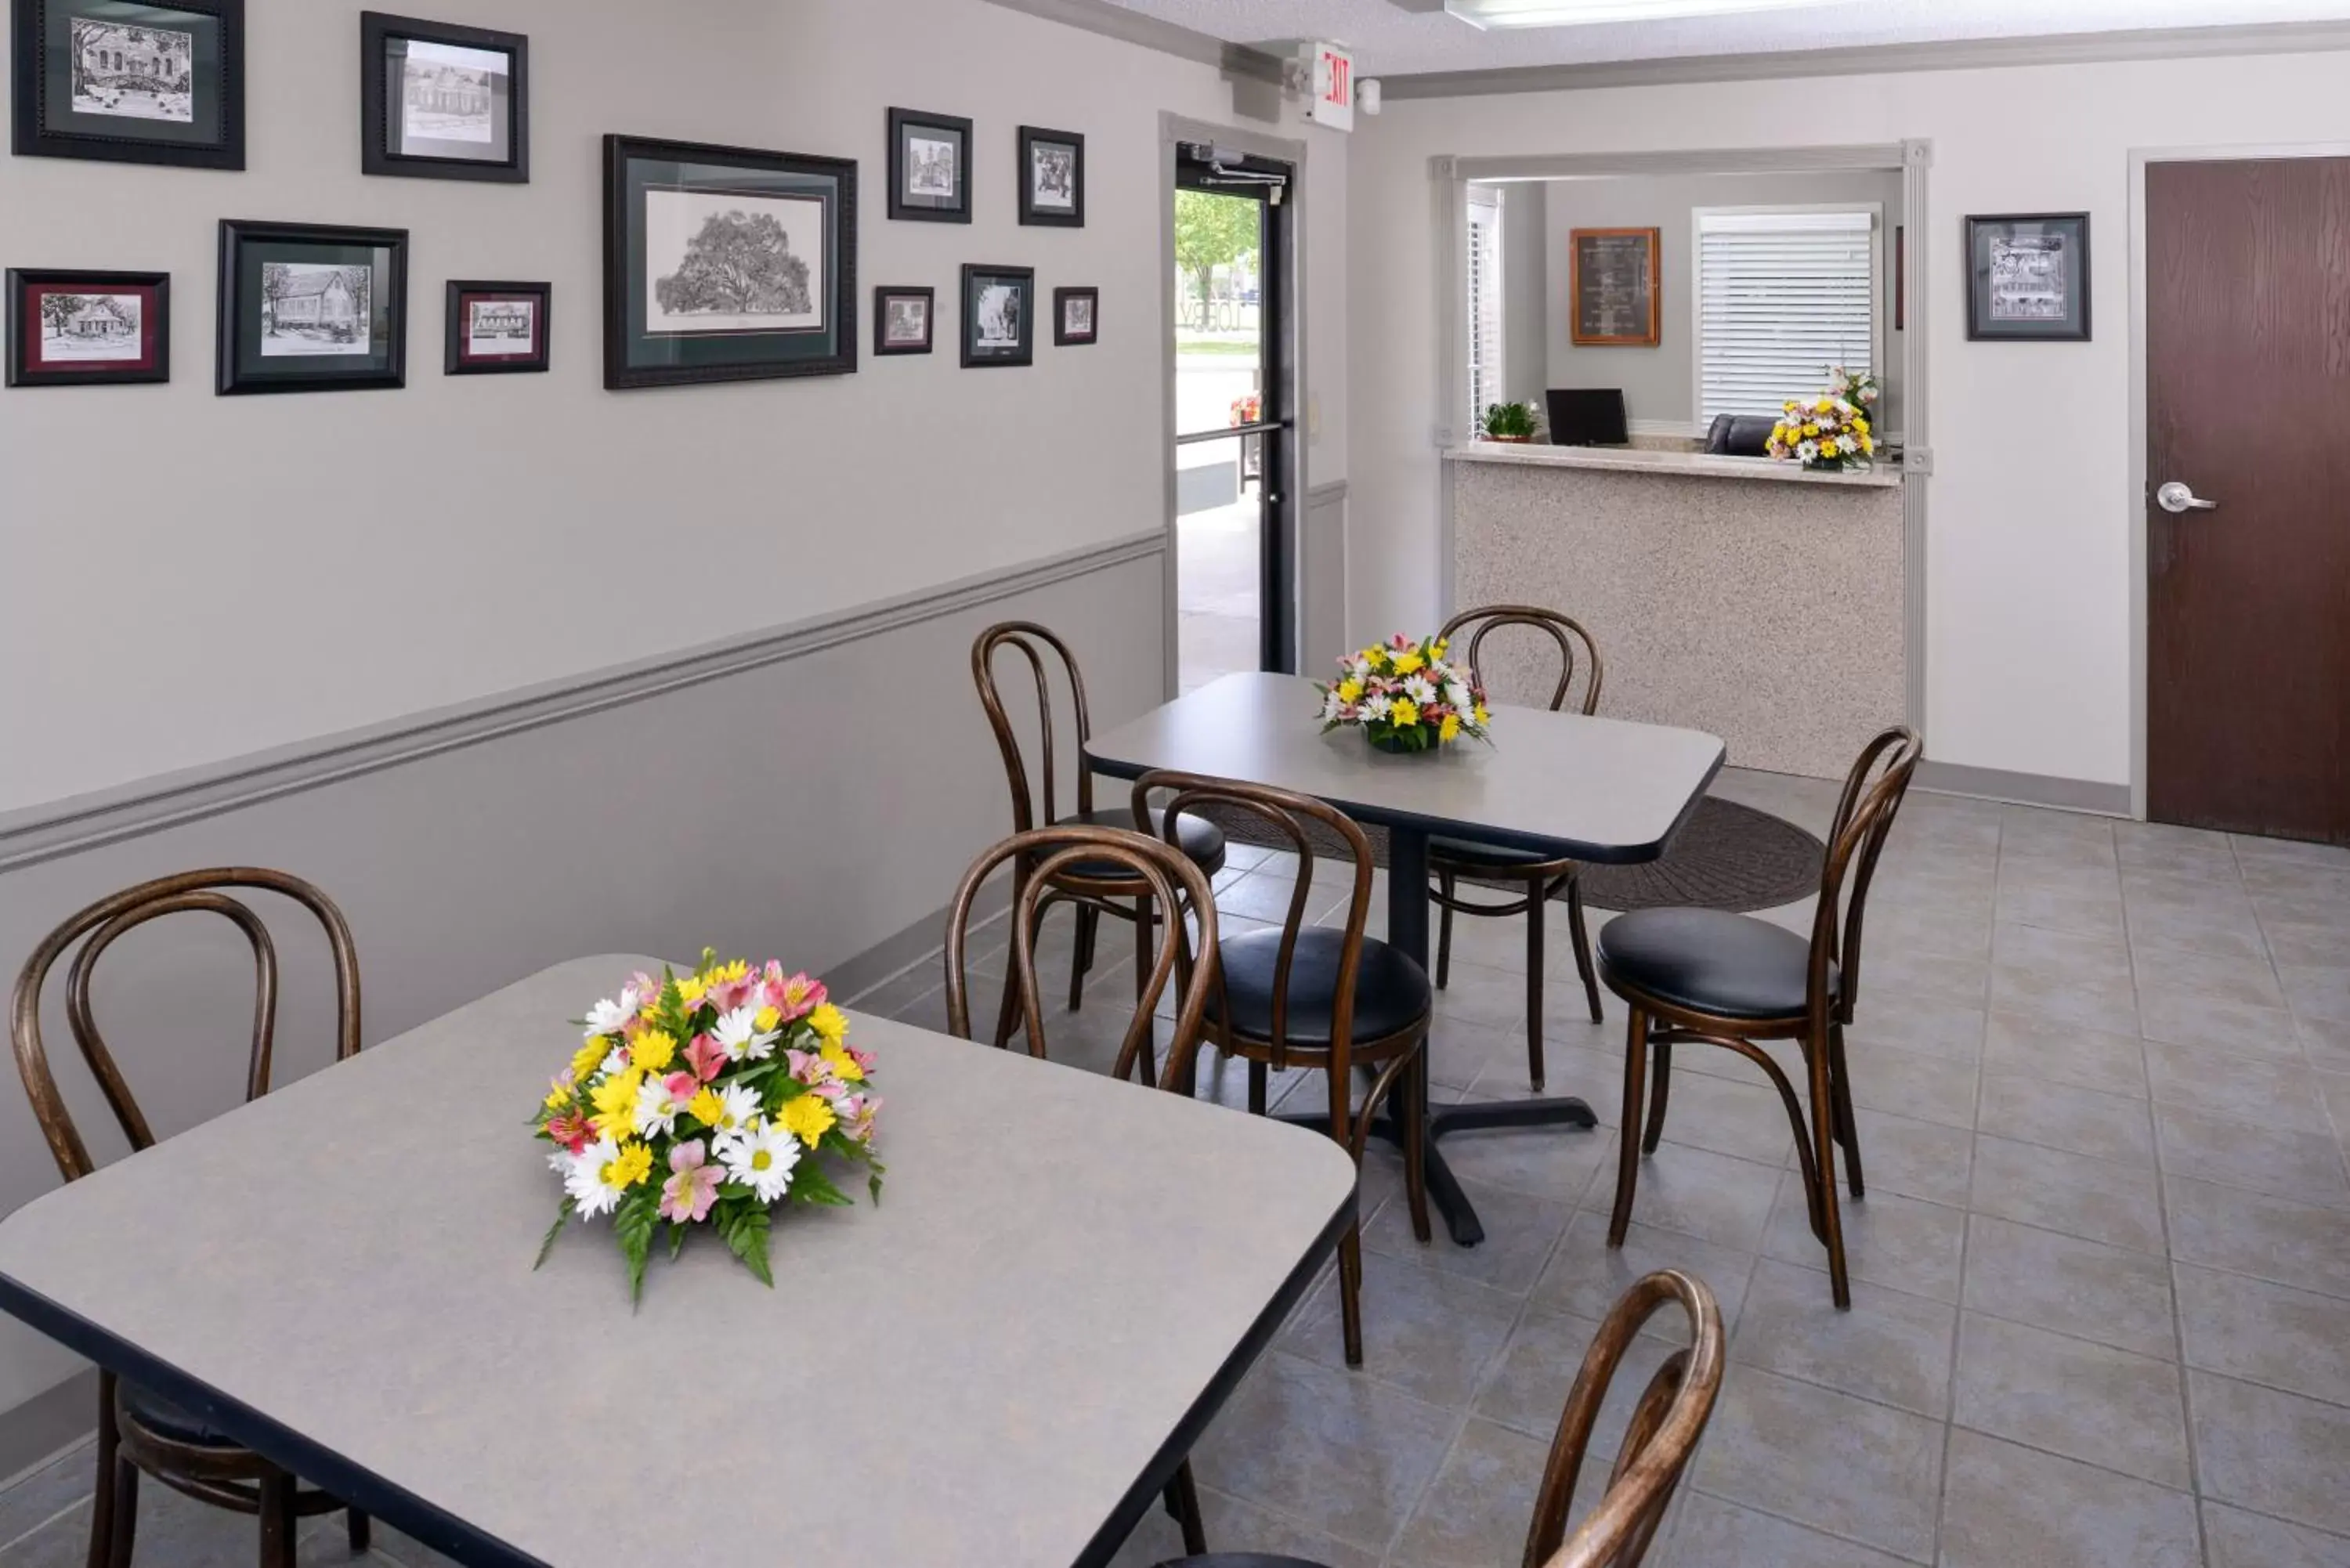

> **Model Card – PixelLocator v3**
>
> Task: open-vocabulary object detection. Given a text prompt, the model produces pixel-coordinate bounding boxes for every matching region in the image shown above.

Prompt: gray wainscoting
[0,533,1166,1446]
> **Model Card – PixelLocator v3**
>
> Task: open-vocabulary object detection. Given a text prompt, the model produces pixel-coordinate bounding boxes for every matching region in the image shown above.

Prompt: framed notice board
[1569,226,1660,346]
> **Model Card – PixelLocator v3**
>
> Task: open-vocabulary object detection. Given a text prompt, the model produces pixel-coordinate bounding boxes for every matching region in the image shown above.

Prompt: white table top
[0,956,1356,1568]
[1086,673,1726,863]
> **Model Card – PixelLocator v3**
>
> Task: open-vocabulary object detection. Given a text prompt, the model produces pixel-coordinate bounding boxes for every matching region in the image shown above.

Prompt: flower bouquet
[1766,392,1876,473]
[1825,364,1881,420]
[534,951,883,1302]
[1316,633,1491,754]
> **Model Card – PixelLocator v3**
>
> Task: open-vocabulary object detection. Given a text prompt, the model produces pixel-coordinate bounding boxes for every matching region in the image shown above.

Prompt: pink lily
[658,1140,723,1223]
[662,1071,700,1108]
[762,970,827,1022]
[683,1033,728,1084]
[785,1047,830,1086]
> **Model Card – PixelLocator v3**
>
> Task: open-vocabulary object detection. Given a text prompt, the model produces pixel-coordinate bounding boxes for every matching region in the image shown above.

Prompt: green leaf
[668,1220,689,1260]
[533,1198,575,1270]
[719,1202,775,1288]
[868,1167,886,1205]
[791,1160,855,1209]
[613,1186,660,1306]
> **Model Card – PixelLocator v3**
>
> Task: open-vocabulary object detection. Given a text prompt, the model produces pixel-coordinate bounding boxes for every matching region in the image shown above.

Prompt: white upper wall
[1346,48,2350,787]
[0,0,1347,813]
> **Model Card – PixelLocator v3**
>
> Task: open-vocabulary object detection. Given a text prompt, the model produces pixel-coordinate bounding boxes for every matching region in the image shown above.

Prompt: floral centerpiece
[1766,392,1876,473]
[533,951,883,1301]
[1825,364,1881,421]
[1316,633,1491,754]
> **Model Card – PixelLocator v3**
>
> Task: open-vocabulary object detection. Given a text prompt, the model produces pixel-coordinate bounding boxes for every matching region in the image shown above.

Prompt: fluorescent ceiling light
[1444,0,1849,26]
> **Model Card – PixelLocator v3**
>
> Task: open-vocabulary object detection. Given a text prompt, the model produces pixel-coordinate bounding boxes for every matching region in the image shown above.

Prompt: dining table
[0,955,1357,1568]
[1086,671,1727,1248]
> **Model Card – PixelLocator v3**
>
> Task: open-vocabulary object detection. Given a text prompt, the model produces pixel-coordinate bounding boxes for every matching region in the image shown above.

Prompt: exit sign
[1308,42,1354,132]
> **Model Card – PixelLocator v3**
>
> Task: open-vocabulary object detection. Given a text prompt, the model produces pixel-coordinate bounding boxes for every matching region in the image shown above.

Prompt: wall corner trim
[979,0,1285,84]
[1913,760,2133,818]
[0,531,1168,876]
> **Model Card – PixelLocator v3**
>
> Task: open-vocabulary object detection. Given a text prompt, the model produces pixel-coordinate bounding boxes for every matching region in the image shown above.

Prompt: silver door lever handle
[2157,481,2218,514]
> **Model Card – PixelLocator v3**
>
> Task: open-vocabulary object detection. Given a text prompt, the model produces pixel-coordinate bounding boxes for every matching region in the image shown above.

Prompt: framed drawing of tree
[602,134,859,390]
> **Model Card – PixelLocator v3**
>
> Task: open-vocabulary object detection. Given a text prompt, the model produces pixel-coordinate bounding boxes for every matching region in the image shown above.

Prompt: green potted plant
[1480,401,1540,443]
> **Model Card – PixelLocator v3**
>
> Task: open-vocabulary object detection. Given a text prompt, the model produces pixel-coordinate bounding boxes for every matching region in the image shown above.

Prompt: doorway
[1172,140,1296,692]
[2143,155,2350,844]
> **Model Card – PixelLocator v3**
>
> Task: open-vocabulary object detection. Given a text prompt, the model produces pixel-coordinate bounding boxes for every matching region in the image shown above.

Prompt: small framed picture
[11,0,245,169]
[1018,126,1084,228]
[361,13,527,183]
[446,280,548,374]
[962,264,1033,368]
[6,268,170,387]
[603,134,859,391]
[1054,285,1097,347]
[873,286,933,356]
[1967,213,2090,342]
[217,220,408,396]
[888,107,969,224]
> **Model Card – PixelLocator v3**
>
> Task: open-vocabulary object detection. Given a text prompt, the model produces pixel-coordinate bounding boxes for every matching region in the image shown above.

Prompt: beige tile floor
[4,772,2348,1568]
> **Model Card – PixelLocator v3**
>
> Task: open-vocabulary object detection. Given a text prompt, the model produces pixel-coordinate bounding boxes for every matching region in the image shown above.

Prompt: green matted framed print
[215,219,407,395]
[602,133,859,391]
[12,0,244,168]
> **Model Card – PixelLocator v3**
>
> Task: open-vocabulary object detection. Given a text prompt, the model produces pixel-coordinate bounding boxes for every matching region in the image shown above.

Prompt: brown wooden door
[2147,157,2350,844]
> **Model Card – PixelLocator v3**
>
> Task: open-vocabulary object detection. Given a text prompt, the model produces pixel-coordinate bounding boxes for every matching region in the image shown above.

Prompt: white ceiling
[1094,0,2350,74]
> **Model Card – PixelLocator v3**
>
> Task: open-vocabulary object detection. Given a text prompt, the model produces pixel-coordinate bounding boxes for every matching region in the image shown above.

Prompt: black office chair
[1702,414,1780,457]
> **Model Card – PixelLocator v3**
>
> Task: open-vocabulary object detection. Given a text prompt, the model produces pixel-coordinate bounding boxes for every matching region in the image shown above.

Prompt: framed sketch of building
[888,107,971,224]
[961,264,1034,368]
[446,279,551,374]
[1018,126,1084,228]
[361,12,527,182]
[12,0,244,168]
[6,267,171,387]
[1054,286,1098,347]
[873,286,934,357]
[603,135,858,389]
[1966,213,2090,341]
[217,220,408,395]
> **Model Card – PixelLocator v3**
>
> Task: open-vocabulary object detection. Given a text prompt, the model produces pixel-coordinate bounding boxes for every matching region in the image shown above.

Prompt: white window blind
[1696,208,1875,425]
[1466,187,1504,432]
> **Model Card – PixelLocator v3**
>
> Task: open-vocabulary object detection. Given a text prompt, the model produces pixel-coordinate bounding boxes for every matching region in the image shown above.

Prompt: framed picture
[361,13,527,183]
[1894,225,1907,333]
[6,268,169,387]
[873,286,933,356]
[1967,213,2090,341]
[1569,227,1660,347]
[961,264,1032,368]
[445,279,548,374]
[11,0,244,168]
[1053,285,1097,347]
[1018,126,1083,228]
[603,134,858,391]
[887,107,969,223]
[216,220,407,396]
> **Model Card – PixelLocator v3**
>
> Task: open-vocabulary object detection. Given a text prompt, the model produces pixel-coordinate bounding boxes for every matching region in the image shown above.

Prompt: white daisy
[562,1137,627,1219]
[717,1120,801,1204]
[1796,439,1820,461]
[633,1074,689,1139]
[582,986,640,1037]
[1321,690,1344,721]
[1365,694,1393,721]
[1402,674,1437,704]
[1444,681,1472,711]
[1350,656,1373,681]
[707,1082,763,1139]
[598,1046,629,1079]
[710,1004,782,1062]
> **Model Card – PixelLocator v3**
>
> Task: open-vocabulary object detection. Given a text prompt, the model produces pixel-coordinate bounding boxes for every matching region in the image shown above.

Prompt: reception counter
[1445,443,1907,779]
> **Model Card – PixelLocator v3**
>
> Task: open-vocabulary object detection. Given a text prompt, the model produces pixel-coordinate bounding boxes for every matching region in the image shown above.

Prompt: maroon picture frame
[6,268,170,387]
[445,278,549,374]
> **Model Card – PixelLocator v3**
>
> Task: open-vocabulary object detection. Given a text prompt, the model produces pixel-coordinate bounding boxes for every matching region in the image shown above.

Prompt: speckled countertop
[1446,442,1904,489]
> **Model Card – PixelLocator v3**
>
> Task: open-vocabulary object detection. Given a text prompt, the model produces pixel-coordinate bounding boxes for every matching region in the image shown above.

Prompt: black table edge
[0,1270,549,1568]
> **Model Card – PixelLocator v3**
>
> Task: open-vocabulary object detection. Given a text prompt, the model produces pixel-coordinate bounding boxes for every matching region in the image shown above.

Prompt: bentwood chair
[1597,728,1922,1308]
[9,868,371,1568]
[973,623,1227,1043]
[1138,771,1434,1367]
[1428,605,1607,1090]
[942,825,1218,1555]
[1152,1270,1724,1568]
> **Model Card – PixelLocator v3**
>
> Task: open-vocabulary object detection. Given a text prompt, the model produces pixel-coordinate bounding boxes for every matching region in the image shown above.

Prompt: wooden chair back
[1524,1270,1726,1568]
[942,826,1218,1084]
[1809,726,1925,1026]
[972,620,1095,835]
[1440,604,1604,717]
[10,867,361,1183]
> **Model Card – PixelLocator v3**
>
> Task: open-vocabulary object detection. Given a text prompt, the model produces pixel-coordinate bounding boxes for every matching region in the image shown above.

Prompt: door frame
[2128,140,2350,822]
[1159,112,1310,699]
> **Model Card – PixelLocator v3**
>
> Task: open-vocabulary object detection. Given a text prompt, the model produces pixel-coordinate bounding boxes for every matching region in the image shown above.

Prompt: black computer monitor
[1546,388,1629,447]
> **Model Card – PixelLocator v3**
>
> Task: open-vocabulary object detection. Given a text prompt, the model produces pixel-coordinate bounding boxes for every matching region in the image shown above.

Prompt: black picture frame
[12,0,244,168]
[1053,285,1097,347]
[445,279,549,375]
[360,12,528,183]
[216,219,408,396]
[961,264,1033,368]
[1018,125,1084,228]
[873,286,933,357]
[602,133,859,392]
[5,267,170,387]
[1966,212,2091,342]
[886,107,970,223]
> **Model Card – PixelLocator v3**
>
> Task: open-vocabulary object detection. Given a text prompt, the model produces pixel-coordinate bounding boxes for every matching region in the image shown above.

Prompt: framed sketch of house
[361,13,526,182]
[873,286,934,357]
[1569,227,1661,347]
[6,268,171,387]
[446,279,549,374]
[1966,212,2090,341]
[1018,126,1083,228]
[216,220,408,395]
[11,0,244,169]
[888,107,971,224]
[602,134,859,390]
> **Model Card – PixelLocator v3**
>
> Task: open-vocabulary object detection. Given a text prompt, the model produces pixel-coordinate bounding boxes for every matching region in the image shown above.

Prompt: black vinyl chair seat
[1596,907,1838,1022]
[120,1382,237,1448]
[1054,807,1227,880]
[1429,833,1564,871]
[1206,929,1433,1046]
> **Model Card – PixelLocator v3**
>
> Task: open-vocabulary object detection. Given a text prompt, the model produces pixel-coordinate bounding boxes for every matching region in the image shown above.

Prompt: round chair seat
[120,1381,237,1449]
[1596,907,1838,1022]
[1206,928,1433,1046]
[1428,833,1564,873]
[1154,1557,1329,1568]
[1051,807,1227,881]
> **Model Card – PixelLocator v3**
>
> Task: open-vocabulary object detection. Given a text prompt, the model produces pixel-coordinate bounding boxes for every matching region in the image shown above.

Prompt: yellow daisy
[781,1093,837,1148]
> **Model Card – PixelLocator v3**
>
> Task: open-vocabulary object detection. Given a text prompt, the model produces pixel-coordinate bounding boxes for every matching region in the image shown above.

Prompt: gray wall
[1499,182,1551,409]
[1534,169,1906,433]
